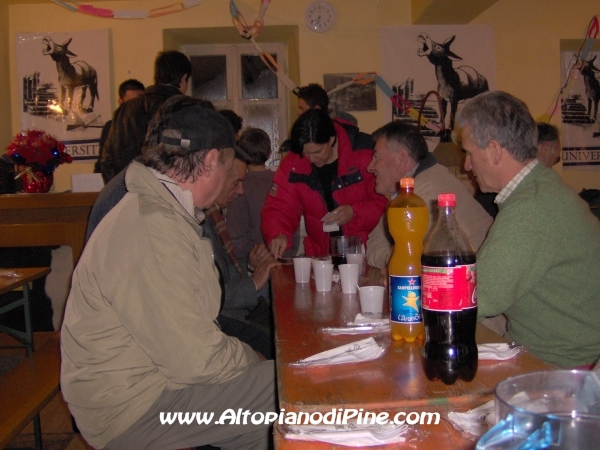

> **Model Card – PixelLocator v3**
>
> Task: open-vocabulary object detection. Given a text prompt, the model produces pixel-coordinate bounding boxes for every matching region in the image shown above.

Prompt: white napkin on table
[321,314,390,335]
[352,313,389,326]
[478,343,523,360]
[447,399,495,437]
[284,422,408,446]
[290,337,386,366]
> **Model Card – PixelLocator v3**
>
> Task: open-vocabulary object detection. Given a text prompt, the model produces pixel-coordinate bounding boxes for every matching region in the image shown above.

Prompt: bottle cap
[400,178,414,188]
[438,193,456,207]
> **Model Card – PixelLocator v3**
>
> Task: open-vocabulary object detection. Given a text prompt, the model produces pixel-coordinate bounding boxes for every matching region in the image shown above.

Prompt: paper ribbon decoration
[538,15,599,122]
[50,0,203,19]
[228,1,298,91]
[249,36,298,92]
[323,72,441,132]
[230,0,271,39]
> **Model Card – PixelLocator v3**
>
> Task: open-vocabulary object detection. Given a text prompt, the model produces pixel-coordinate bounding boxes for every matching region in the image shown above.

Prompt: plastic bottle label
[422,264,477,311]
[389,275,422,323]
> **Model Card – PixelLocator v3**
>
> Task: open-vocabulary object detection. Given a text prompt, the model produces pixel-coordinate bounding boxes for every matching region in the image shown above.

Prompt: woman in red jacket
[262,109,387,258]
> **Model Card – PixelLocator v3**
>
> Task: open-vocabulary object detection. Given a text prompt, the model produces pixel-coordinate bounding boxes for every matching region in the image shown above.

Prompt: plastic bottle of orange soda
[387,177,429,342]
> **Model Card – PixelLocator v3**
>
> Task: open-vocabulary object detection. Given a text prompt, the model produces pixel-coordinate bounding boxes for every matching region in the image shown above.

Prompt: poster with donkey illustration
[560,49,600,169]
[16,29,110,162]
[379,25,496,151]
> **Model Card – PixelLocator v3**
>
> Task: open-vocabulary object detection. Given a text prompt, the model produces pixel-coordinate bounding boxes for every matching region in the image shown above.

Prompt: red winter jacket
[262,122,387,256]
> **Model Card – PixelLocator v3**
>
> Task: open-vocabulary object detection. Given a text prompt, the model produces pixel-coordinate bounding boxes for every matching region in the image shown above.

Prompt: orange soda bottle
[387,177,429,342]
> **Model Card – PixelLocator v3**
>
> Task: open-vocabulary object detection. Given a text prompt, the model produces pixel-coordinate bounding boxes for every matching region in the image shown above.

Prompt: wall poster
[323,73,377,112]
[560,50,600,168]
[379,25,496,151]
[16,29,110,162]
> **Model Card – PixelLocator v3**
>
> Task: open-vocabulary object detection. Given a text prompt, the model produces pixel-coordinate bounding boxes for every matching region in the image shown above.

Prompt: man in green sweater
[456,91,600,368]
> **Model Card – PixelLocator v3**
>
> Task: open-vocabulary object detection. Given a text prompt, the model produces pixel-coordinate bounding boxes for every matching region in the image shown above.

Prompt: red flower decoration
[6,130,72,173]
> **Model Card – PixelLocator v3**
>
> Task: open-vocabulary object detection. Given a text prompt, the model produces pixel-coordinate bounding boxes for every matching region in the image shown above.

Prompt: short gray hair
[456,91,537,162]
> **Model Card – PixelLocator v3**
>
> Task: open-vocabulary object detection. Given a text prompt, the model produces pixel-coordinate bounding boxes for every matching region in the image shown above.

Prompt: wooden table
[0,192,98,266]
[0,267,51,355]
[271,265,554,449]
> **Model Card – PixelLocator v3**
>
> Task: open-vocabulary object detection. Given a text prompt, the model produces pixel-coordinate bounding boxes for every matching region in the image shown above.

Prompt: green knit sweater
[477,163,600,368]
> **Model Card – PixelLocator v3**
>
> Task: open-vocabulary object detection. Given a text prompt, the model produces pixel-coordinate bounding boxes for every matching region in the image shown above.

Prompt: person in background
[219,109,244,141]
[474,121,562,218]
[365,121,492,269]
[279,83,360,156]
[100,50,191,183]
[227,127,297,260]
[295,82,358,126]
[262,108,386,258]
[535,122,561,168]
[457,90,600,369]
[203,141,279,333]
[94,79,145,173]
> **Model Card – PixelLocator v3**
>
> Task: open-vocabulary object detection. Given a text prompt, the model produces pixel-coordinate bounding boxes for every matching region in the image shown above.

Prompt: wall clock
[304,1,337,33]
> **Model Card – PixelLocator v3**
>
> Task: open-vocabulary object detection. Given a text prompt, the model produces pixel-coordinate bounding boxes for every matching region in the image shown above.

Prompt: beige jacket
[367,163,493,269]
[61,162,258,449]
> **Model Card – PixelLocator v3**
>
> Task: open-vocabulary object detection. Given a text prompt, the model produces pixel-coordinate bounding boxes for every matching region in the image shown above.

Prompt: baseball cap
[158,105,251,162]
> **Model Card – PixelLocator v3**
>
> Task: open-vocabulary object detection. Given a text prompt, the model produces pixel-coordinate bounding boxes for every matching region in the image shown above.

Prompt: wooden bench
[0,332,61,449]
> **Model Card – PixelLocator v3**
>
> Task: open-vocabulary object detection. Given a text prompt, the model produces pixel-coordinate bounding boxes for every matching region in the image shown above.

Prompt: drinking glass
[477,370,600,450]
[330,236,360,269]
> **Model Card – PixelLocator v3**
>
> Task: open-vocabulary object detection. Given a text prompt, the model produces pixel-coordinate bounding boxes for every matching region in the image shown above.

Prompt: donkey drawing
[42,37,98,113]
[580,55,600,123]
[417,33,488,130]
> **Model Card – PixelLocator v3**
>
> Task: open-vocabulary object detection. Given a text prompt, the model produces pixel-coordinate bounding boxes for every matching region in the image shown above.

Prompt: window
[181,43,289,169]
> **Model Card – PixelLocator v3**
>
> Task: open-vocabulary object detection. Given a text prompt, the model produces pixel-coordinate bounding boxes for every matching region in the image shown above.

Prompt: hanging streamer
[326,72,377,96]
[250,36,298,92]
[226,0,437,131]
[230,0,271,40]
[228,1,298,91]
[50,0,203,19]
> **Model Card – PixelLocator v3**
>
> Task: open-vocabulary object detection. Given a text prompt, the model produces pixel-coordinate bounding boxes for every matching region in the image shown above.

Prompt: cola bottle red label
[421,252,478,385]
[422,263,477,311]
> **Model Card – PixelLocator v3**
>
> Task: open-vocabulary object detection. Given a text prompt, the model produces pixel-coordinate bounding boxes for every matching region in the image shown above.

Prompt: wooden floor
[0,332,93,450]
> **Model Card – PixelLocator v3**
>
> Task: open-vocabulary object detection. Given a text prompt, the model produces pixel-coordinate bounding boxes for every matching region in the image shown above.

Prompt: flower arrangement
[5,130,72,193]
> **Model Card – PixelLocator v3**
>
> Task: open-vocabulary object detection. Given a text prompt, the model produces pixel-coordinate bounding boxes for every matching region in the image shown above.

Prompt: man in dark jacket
[99,50,191,183]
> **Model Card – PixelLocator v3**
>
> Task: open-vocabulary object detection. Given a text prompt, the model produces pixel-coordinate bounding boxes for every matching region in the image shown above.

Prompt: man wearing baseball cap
[61,96,276,450]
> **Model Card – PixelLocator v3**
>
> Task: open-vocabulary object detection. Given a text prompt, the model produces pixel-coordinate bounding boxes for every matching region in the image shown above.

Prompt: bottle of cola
[421,193,478,385]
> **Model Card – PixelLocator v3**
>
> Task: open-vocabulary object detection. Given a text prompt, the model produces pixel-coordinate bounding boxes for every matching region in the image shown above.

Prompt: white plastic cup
[346,253,364,275]
[338,263,359,294]
[358,285,385,315]
[293,257,312,283]
[312,258,331,273]
[313,263,334,292]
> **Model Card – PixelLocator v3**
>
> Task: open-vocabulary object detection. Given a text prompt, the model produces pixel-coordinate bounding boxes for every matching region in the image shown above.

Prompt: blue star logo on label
[389,275,422,324]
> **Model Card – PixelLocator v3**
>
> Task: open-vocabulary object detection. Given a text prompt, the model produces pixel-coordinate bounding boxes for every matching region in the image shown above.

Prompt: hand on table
[268,234,288,260]
[249,244,273,268]
[251,259,280,291]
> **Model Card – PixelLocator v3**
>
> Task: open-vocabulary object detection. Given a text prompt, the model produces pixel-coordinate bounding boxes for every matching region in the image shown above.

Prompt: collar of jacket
[143,84,183,96]
[125,161,201,233]
[414,152,439,178]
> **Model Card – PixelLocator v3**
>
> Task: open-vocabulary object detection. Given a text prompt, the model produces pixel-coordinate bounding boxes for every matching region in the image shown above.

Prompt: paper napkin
[290,337,386,366]
[321,314,390,335]
[447,399,495,437]
[478,343,523,361]
[284,422,408,446]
